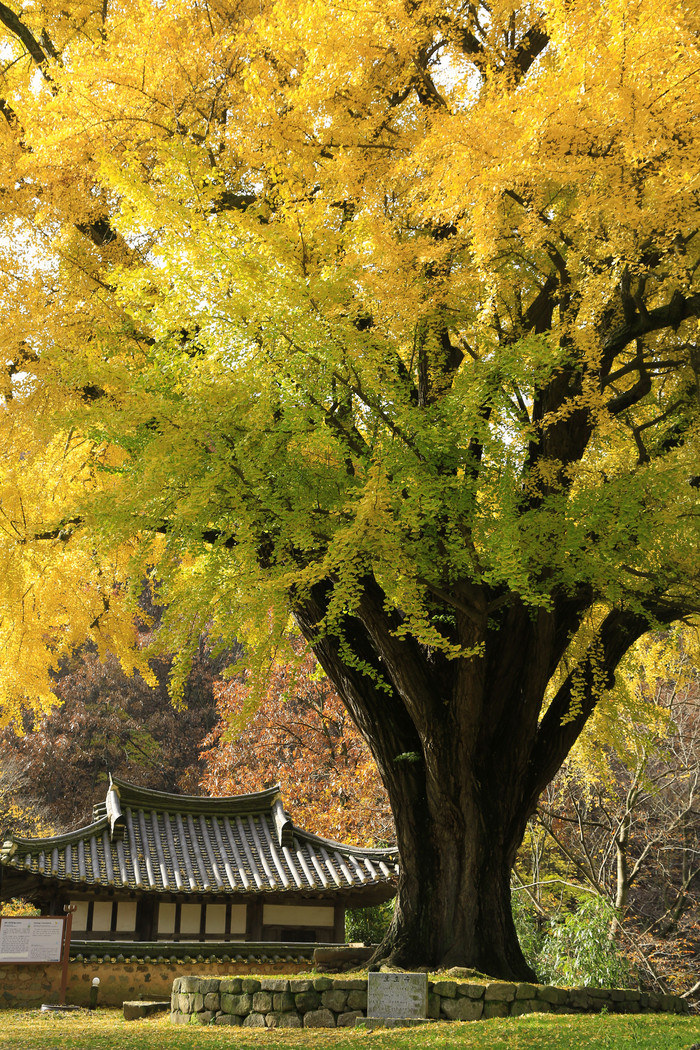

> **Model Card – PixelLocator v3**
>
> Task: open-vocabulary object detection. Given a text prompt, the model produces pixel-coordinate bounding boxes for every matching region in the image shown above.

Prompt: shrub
[345,901,394,943]
[513,893,631,987]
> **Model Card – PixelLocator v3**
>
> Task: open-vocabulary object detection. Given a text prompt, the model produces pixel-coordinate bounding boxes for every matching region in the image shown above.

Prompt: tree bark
[292,576,664,979]
[375,756,536,978]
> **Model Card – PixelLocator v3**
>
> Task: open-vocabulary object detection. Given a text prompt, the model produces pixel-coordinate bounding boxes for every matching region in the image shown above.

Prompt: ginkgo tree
[0,0,699,978]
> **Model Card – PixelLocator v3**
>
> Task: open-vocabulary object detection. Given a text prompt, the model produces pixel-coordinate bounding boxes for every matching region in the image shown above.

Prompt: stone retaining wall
[171,974,690,1027]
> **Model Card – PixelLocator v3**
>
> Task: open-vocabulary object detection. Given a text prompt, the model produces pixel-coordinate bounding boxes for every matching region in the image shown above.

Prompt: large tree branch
[448,17,549,85]
[293,579,425,783]
[511,25,549,83]
[602,290,700,368]
[522,606,660,818]
[0,2,57,76]
[356,576,454,732]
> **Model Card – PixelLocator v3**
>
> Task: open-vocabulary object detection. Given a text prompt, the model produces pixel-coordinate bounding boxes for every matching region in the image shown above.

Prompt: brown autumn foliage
[199,646,393,847]
[0,617,238,832]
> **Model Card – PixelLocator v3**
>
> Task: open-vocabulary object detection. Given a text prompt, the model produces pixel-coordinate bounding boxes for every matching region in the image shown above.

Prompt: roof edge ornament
[106,776,126,841]
[272,798,294,848]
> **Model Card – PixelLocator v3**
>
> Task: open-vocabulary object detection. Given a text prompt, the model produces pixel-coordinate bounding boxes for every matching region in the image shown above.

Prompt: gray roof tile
[0,776,398,901]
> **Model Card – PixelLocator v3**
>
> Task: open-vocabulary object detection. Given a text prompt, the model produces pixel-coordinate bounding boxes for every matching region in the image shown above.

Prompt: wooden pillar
[246,898,263,941]
[136,897,156,941]
[333,903,345,944]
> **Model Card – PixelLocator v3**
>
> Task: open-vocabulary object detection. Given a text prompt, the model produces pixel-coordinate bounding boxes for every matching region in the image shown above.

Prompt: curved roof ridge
[111,776,283,812]
[2,815,110,853]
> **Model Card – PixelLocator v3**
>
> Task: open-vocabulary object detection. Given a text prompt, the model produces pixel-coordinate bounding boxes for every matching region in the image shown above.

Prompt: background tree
[0,643,225,831]
[515,629,700,1000]
[200,645,392,846]
[0,588,238,828]
[0,0,699,978]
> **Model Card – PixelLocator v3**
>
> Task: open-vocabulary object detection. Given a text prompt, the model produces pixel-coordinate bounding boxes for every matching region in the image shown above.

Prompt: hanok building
[0,777,398,946]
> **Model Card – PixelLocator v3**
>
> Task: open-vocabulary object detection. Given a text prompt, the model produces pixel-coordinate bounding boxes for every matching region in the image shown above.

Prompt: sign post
[59,905,76,1006]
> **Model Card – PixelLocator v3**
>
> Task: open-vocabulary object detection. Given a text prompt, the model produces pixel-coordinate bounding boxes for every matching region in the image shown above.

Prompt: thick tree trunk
[294,583,653,980]
[376,775,535,979]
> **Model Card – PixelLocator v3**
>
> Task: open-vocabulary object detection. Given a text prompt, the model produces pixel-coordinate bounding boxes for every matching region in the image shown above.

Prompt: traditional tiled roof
[0,777,398,901]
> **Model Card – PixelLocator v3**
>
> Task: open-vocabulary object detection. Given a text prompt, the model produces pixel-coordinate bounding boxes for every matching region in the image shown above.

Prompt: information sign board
[0,916,65,964]
[367,972,428,1019]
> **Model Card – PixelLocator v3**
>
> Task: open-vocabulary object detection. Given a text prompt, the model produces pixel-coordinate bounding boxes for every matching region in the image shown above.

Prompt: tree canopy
[0,0,699,976]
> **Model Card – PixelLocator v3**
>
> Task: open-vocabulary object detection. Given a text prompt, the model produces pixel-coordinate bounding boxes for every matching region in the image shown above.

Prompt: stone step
[123,1000,170,1020]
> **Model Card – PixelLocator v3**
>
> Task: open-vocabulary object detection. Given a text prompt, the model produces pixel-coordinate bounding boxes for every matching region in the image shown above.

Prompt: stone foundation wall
[172,975,690,1027]
[0,958,305,1009]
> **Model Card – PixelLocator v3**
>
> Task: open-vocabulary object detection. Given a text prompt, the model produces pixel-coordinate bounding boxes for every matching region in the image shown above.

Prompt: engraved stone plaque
[367,972,428,1019]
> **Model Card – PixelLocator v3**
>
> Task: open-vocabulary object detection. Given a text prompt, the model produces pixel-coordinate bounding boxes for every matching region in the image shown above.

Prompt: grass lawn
[0,1010,697,1050]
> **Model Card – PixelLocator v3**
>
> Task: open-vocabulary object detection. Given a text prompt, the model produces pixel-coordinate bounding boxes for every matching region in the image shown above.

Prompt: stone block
[219,979,242,994]
[334,979,367,991]
[262,978,290,992]
[537,985,567,1005]
[483,1001,509,1018]
[242,1012,267,1027]
[337,1010,364,1027]
[322,989,348,1012]
[624,989,641,1001]
[266,1011,302,1028]
[273,991,296,1011]
[180,977,199,993]
[610,989,626,1002]
[221,992,253,1016]
[568,989,589,1009]
[304,1008,336,1027]
[484,983,516,1001]
[199,979,220,994]
[252,991,273,1013]
[313,978,334,991]
[314,946,374,969]
[347,990,368,1010]
[124,1001,170,1021]
[172,978,182,993]
[204,993,220,1011]
[368,972,428,1019]
[515,984,539,999]
[441,997,483,1021]
[361,1018,437,1030]
[178,994,193,1013]
[432,981,457,998]
[510,999,540,1016]
[295,990,321,1011]
[214,1014,242,1025]
[241,978,261,993]
[289,980,313,992]
[193,993,204,1012]
[171,1011,189,1024]
[427,994,441,1020]
[457,983,486,998]
[198,1011,215,1024]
